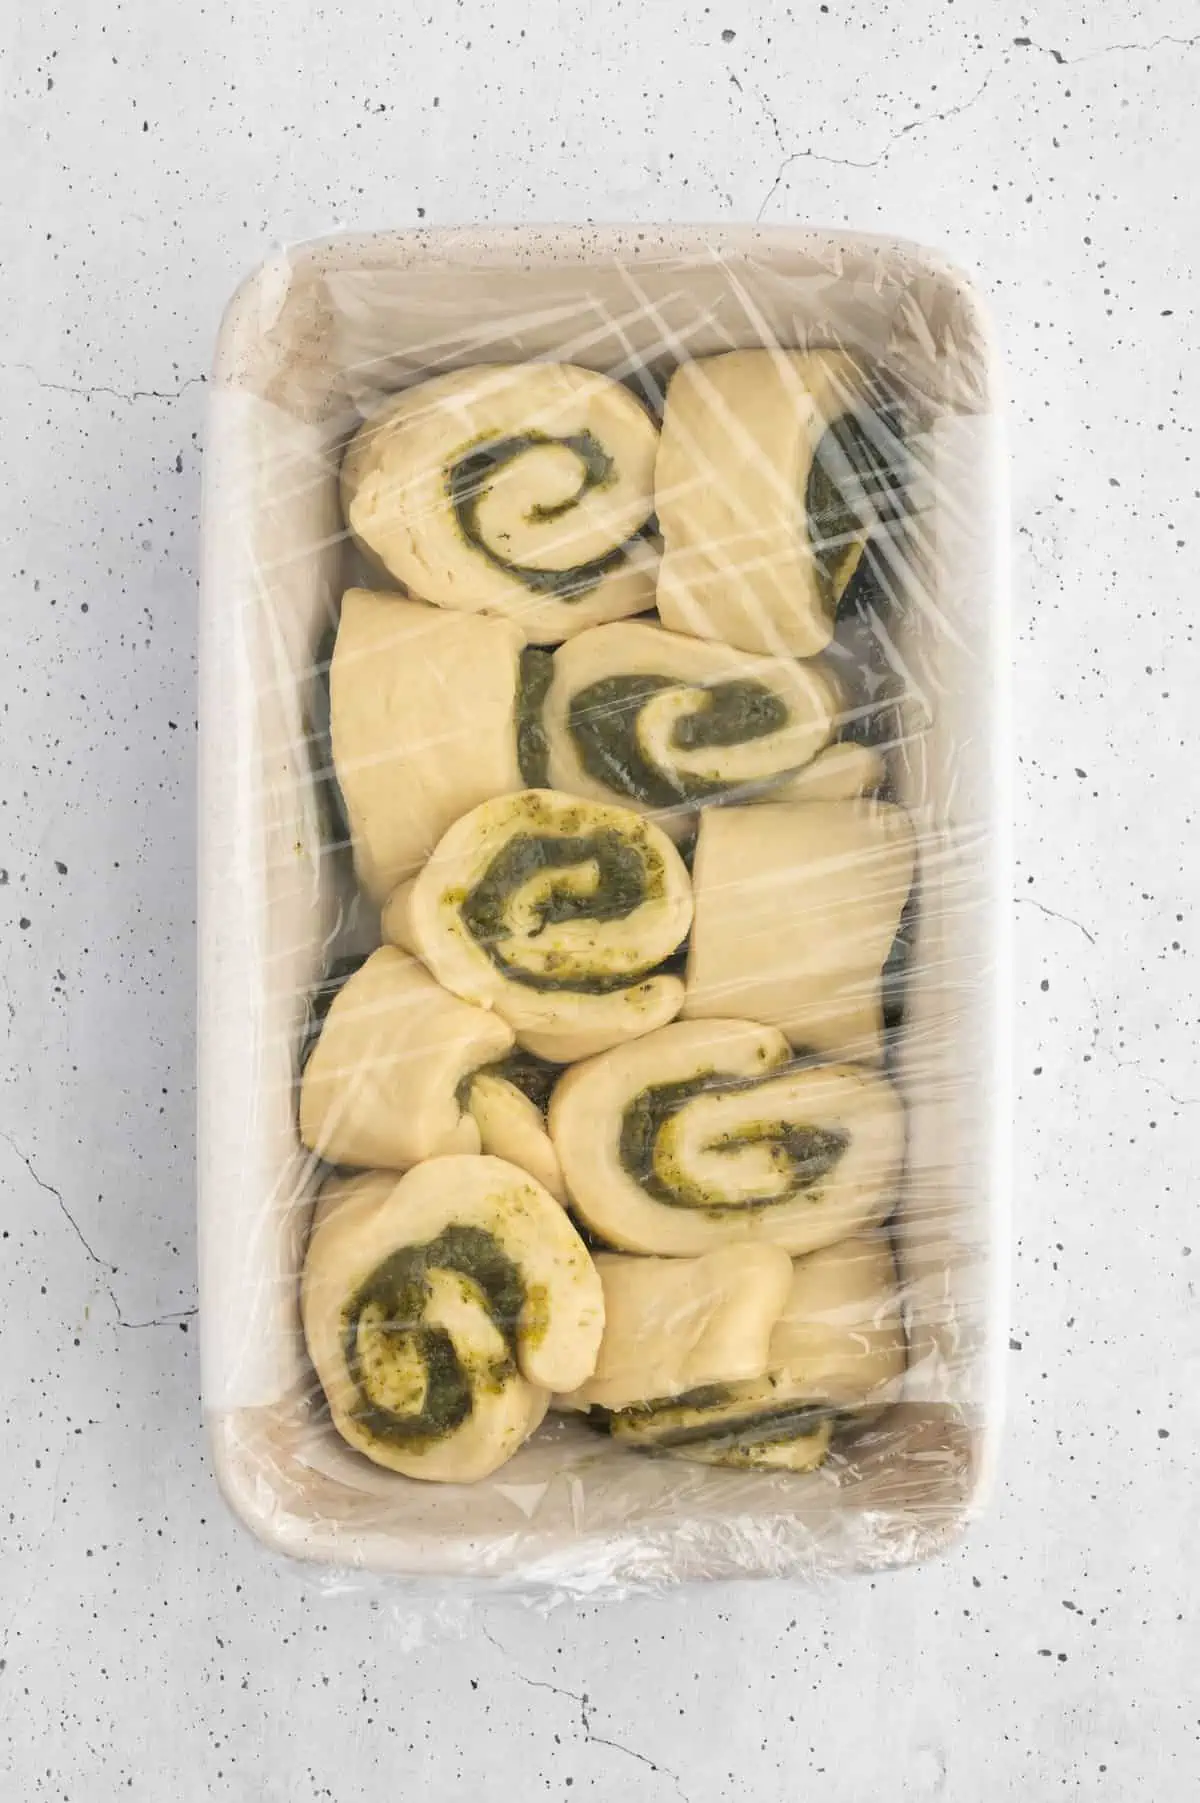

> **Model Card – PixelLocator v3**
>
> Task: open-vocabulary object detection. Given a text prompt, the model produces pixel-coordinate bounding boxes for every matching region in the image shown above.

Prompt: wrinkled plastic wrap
[198,226,1009,1596]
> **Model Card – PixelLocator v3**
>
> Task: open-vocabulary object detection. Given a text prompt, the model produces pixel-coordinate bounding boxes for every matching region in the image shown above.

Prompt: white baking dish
[198,226,1010,1587]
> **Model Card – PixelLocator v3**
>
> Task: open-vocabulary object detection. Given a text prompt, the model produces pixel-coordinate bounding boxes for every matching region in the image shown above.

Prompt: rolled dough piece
[298,946,513,1171]
[302,1158,604,1482]
[395,788,693,1062]
[330,587,529,905]
[343,364,660,643]
[683,799,916,1062]
[550,1018,904,1256]
[655,348,901,657]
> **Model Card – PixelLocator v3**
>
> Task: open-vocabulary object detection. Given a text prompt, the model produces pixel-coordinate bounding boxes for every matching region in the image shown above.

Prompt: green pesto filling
[516,647,554,788]
[614,1386,832,1449]
[618,1074,850,1212]
[806,403,910,616]
[448,430,637,600]
[881,887,919,1039]
[460,827,658,994]
[312,616,351,852]
[457,1047,562,1115]
[567,674,791,808]
[487,1048,561,1113]
[341,1225,524,1448]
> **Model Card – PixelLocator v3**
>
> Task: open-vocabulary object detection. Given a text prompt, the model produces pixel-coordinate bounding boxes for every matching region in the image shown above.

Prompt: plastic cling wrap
[198,227,1009,1594]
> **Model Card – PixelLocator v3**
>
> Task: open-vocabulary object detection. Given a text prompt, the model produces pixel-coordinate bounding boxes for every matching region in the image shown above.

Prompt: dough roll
[302,1158,604,1482]
[770,739,886,803]
[391,788,693,1062]
[683,800,916,1062]
[542,619,839,819]
[298,947,514,1171]
[550,1019,904,1256]
[467,1053,565,1203]
[609,1230,905,1470]
[331,587,552,904]
[558,1245,793,1413]
[654,349,905,657]
[342,364,660,644]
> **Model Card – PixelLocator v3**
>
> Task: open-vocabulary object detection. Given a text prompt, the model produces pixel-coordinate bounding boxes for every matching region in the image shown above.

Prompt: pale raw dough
[543,618,838,822]
[343,364,660,643]
[770,740,886,803]
[550,1018,904,1256]
[683,799,916,1062]
[331,587,525,904]
[547,1024,900,1262]
[559,1245,793,1412]
[654,348,877,658]
[302,1158,604,1482]
[396,788,693,1062]
[468,1072,565,1202]
[611,1229,906,1467]
[765,1230,907,1413]
[298,946,513,1171]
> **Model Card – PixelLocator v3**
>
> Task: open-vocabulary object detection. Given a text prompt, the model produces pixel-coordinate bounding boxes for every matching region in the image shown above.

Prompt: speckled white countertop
[2,1,1198,1796]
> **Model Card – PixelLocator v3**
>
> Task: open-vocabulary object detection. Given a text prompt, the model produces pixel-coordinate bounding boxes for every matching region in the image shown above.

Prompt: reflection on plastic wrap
[199,227,1008,1598]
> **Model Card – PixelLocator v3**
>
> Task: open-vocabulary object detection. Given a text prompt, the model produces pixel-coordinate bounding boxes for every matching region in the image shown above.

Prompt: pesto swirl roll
[655,349,906,658]
[609,1230,905,1470]
[468,1057,565,1203]
[558,1245,793,1413]
[770,739,886,804]
[299,946,514,1172]
[330,588,554,904]
[542,620,839,820]
[393,789,694,1063]
[683,799,917,1063]
[298,946,564,1193]
[342,365,660,644]
[302,1158,604,1482]
[549,1019,904,1256]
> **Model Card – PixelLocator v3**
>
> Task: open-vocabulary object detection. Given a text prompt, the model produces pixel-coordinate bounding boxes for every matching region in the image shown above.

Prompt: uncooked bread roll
[302,1158,604,1482]
[770,740,886,803]
[298,946,513,1171]
[394,788,693,1062]
[550,1019,904,1256]
[610,1230,905,1469]
[559,1245,793,1412]
[343,365,660,643]
[683,800,916,1062]
[468,1066,565,1202]
[331,588,544,904]
[655,349,903,657]
[542,619,838,820]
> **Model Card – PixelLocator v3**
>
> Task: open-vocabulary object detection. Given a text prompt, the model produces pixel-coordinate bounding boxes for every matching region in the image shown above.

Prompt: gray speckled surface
[2,1,1198,1796]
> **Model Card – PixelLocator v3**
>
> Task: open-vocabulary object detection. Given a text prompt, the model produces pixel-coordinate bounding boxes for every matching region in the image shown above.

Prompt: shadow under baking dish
[198,225,1010,1587]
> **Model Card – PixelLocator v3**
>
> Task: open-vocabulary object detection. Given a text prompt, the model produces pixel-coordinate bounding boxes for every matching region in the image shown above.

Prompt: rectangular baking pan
[198,225,1010,1585]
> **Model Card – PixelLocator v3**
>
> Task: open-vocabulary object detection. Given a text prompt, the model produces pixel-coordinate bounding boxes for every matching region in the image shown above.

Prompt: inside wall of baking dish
[198,229,1006,1582]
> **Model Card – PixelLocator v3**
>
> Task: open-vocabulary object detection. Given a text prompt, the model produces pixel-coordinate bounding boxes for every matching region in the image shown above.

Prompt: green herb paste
[618,1074,850,1211]
[460,827,658,994]
[567,675,791,808]
[806,403,910,615]
[516,647,554,788]
[341,1225,524,1447]
[614,1386,832,1449]
[448,430,636,600]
